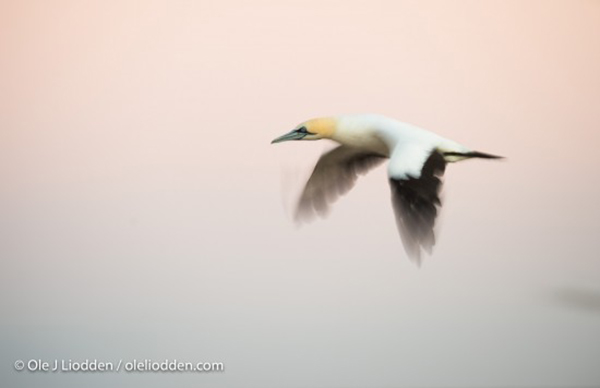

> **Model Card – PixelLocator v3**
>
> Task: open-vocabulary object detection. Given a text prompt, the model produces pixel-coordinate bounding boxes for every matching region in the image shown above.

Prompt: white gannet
[271,114,503,264]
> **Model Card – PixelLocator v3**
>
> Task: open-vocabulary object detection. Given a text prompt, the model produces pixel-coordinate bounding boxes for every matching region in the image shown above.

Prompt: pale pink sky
[1,1,600,387]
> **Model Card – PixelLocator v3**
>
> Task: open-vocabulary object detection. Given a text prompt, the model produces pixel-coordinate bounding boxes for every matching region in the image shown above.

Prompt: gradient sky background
[1,1,600,387]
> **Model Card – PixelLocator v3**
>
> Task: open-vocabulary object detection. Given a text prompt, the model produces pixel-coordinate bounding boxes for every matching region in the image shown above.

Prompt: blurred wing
[389,149,447,264]
[295,145,386,222]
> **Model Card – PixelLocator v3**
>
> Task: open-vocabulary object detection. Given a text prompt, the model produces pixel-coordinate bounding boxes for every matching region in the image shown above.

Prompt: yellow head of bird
[271,117,336,144]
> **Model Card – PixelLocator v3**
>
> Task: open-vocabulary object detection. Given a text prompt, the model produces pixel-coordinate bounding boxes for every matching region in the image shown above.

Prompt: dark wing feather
[295,145,386,222]
[389,150,447,264]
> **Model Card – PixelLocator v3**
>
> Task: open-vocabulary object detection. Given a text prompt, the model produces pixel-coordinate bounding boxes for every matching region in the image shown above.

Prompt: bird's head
[271,117,336,144]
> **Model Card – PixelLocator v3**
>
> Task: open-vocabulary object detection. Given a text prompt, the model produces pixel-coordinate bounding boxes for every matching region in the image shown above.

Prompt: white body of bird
[333,114,472,178]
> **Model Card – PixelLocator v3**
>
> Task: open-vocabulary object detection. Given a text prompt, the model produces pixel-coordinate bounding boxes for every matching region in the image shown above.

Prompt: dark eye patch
[296,126,308,134]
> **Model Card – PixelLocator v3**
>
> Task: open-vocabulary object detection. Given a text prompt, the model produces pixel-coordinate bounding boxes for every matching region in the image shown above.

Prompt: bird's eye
[297,126,308,134]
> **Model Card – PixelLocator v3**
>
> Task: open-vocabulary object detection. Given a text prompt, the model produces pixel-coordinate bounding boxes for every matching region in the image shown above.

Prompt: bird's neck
[332,115,409,156]
[330,125,389,156]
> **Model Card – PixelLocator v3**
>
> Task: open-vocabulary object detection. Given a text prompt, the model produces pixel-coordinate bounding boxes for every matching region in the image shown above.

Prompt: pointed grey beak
[271,130,306,144]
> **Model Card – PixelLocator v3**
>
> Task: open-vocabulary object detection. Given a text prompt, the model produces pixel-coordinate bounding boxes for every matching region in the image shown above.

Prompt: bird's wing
[295,145,386,222]
[388,146,447,264]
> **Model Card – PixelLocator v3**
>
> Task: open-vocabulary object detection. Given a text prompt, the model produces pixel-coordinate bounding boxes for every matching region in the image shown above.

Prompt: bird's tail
[442,151,504,160]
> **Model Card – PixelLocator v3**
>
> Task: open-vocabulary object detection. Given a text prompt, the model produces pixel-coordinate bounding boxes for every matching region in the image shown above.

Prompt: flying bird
[271,114,502,264]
